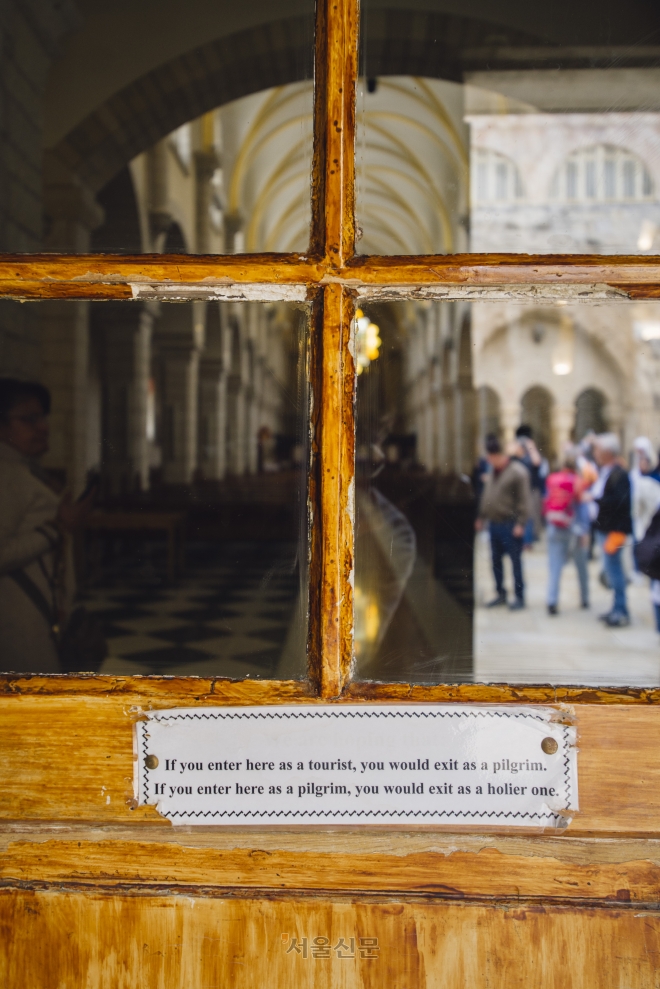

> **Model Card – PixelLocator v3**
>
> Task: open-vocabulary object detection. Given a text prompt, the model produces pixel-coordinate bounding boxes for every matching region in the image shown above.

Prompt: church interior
[3,0,660,681]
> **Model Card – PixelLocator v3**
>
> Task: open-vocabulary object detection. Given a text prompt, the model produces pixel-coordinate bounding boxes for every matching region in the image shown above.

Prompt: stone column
[454,383,476,476]
[501,403,519,446]
[420,375,433,470]
[226,373,246,475]
[453,311,476,475]
[224,211,244,254]
[198,303,229,480]
[437,348,455,473]
[94,302,154,493]
[427,357,441,471]
[154,303,205,485]
[194,149,221,254]
[223,305,252,475]
[553,404,575,460]
[147,141,174,252]
[40,158,104,494]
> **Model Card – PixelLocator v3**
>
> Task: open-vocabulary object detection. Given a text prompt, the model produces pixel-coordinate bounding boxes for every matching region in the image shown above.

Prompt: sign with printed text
[135,705,578,827]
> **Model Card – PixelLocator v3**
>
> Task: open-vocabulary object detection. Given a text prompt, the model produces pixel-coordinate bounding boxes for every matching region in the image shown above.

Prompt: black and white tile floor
[82,542,305,678]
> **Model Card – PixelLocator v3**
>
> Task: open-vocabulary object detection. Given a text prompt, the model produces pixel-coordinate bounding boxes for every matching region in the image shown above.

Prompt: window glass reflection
[0,0,314,256]
[0,301,309,678]
[354,299,660,686]
[357,1,660,254]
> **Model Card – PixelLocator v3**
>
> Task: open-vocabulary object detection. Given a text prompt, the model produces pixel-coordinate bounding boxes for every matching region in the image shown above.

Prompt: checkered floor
[82,541,306,678]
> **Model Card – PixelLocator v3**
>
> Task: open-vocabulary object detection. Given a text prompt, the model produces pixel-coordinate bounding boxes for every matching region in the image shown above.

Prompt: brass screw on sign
[541,737,558,755]
[145,754,159,769]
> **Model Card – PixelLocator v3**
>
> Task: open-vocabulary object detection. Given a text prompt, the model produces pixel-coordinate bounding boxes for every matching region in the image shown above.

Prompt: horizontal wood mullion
[0,254,324,300]
[345,253,660,285]
[1,254,660,300]
[2,676,660,704]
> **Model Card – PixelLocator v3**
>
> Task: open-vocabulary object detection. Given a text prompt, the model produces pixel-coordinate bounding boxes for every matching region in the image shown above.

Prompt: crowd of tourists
[475,427,660,630]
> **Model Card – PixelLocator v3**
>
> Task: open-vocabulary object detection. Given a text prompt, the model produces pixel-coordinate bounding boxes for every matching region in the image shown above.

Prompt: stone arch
[48,16,315,194]
[573,387,609,441]
[520,385,554,460]
[47,8,544,195]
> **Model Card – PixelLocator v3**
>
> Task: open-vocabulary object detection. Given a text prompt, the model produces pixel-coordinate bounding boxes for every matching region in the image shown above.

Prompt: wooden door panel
[2,888,659,988]
[3,686,660,835]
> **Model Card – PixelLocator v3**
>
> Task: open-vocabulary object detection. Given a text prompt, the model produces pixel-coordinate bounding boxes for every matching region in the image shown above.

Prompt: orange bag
[603,531,626,555]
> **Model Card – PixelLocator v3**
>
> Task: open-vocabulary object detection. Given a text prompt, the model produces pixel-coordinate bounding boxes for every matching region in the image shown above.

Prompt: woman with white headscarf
[630,437,660,632]
[631,437,660,548]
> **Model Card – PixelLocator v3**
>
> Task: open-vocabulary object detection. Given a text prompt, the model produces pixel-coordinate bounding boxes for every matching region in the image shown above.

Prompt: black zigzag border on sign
[149,710,550,724]
[140,720,149,804]
[142,708,573,821]
[561,722,574,810]
[164,808,563,822]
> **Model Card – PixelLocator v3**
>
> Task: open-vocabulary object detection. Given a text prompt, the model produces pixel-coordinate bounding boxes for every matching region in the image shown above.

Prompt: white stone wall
[468,113,660,254]
[468,99,660,458]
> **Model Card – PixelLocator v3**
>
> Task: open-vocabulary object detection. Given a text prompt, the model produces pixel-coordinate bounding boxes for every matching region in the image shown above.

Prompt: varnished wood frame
[2,0,660,704]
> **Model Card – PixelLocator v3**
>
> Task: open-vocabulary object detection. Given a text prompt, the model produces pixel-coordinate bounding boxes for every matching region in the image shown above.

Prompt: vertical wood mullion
[310,0,359,261]
[308,0,360,695]
[309,284,356,697]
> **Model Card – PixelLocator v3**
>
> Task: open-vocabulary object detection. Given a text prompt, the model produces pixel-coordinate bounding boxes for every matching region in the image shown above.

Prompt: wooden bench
[84,510,186,582]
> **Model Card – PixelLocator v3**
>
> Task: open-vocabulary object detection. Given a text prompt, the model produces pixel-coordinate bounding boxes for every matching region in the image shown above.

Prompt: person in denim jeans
[476,434,532,611]
[545,449,589,615]
[590,434,632,627]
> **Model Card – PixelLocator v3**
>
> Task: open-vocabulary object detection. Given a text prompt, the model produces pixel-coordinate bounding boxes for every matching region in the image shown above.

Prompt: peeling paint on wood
[3,675,660,705]
[129,282,310,302]
[356,283,633,302]
[1,255,660,300]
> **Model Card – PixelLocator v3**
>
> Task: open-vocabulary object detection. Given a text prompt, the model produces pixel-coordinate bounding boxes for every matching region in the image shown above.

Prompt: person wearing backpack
[544,448,589,615]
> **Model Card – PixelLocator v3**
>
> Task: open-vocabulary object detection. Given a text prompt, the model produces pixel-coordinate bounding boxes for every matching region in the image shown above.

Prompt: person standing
[591,433,632,627]
[476,434,532,611]
[630,437,660,556]
[0,378,93,671]
[543,448,589,615]
[515,424,546,546]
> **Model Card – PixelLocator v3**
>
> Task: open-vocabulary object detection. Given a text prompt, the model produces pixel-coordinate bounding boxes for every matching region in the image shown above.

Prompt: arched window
[550,145,654,203]
[472,149,524,205]
[573,387,609,441]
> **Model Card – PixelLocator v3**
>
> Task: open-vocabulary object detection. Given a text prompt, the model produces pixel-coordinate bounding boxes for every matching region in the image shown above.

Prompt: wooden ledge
[2,826,660,902]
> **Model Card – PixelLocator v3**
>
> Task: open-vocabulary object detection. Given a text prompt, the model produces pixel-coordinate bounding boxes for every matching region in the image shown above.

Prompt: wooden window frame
[2,0,660,711]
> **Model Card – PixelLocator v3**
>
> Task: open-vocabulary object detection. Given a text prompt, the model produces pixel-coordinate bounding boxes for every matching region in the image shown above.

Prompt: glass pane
[1,1,314,254]
[353,297,660,686]
[357,2,660,254]
[0,299,309,677]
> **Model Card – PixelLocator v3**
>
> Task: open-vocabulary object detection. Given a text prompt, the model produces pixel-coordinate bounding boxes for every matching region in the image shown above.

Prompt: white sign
[135,705,578,827]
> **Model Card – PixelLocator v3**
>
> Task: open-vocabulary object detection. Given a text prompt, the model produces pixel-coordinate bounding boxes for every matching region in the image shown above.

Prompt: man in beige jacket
[476,434,532,611]
[0,379,90,672]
